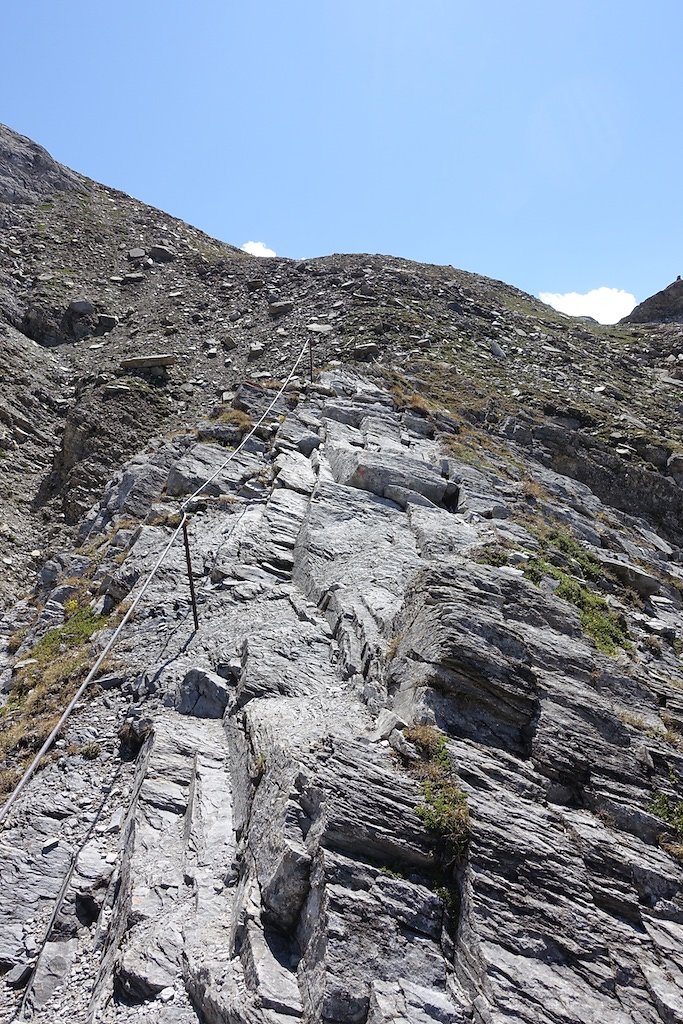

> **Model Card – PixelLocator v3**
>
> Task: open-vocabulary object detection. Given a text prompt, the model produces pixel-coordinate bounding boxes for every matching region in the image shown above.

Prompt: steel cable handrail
[0,340,309,826]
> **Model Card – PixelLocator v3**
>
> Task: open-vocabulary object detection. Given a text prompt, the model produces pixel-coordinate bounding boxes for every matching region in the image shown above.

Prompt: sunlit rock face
[0,124,682,1023]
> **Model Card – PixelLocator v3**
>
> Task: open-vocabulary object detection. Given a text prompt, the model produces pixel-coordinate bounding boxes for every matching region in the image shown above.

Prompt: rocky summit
[0,124,682,1024]
[623,278,683,326]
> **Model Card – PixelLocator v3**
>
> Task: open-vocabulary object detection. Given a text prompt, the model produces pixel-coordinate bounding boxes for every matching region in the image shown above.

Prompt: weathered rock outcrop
[1,372,682,1024]
[623,278,683,324]
[0,124,85,206]
[1,125,683,1024]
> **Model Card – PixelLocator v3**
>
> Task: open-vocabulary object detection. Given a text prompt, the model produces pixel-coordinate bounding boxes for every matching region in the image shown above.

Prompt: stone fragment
[176,667,230,718]
[268,300,293,317]
[370,709,407,741]
[353,342,380,360]
[5,962,32,989]
[95,312,118,334]
[68,297,94,315]
[667,452,683,484]
[597,553,661,597]
[275,451,316,494]
[149,244,176,262]
[13,658,38,671]
[388,728,419,760]
[120,353,176,369]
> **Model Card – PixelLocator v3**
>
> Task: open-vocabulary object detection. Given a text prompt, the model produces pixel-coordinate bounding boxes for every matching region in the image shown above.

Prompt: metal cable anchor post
[181,514,199,631]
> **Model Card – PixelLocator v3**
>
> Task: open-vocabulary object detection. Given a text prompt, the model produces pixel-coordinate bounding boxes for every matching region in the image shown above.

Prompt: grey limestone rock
[269,300,294,317]
[149,243,176,263]
[68,296,95,315]
[176,666,230,718]
[1,360,682,1024]
[0,122,85,203]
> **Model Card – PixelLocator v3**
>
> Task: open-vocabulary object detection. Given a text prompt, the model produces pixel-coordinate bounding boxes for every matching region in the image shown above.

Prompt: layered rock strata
[1,371,682,1023]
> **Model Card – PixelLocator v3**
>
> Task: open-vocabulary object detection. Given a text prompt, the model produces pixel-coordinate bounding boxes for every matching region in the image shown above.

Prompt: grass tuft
[216,408,253,432]
[404,725,469,858]
[476,544,509,568]
[0,607,107,785]
[650,793,683,840]
[524,559,629,655]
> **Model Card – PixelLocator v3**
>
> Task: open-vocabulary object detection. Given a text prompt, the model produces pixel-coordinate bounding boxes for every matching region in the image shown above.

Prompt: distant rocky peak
[622,276,683,324]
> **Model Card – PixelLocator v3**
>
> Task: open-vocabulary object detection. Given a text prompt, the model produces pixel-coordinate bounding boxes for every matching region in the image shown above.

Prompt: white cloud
[538,287,636,325]
[240,240,276,258]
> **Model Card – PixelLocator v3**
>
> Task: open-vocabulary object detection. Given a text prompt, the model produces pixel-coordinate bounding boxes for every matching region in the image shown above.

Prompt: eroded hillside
[0,124,682,1024]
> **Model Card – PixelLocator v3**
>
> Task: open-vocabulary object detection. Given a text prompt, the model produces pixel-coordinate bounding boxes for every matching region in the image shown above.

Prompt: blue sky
[2,1,682,322]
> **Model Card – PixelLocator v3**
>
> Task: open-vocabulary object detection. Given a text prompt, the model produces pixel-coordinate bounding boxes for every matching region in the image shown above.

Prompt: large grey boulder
[68,297,95,316]
[176,667,230,718]
[149,243,176,263]
[597,553,662,597]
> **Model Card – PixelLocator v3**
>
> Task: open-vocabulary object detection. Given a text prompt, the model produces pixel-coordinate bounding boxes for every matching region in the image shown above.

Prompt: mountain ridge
[0,125,682,1024]
[2,122,682,607]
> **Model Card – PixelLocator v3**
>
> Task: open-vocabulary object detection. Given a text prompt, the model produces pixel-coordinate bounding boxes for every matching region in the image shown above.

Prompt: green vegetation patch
[29,606,106,665]
[545,526,602,580]
[476,543,510,568]
[523,554,629,655]
[0,604,107,795]
[434,884,460,917]
[529,523,602,581]
[650,792,683,860]
[216,408,253,431]
[405,724,469,858]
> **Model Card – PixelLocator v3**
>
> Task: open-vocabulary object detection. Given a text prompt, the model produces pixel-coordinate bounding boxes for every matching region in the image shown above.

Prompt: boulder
[353,342,380,360]
[120,353,176,369]
[326,444,458,508]
[95,312,118,335]
[268,300,293,318]
[597,553,661,597]
[149,244,176,263]
[68,297,95,315]
[176,667,230,718]
[667,452,683,485]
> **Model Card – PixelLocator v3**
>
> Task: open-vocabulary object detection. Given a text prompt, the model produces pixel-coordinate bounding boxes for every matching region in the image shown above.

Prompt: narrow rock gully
[1,368,682,1024]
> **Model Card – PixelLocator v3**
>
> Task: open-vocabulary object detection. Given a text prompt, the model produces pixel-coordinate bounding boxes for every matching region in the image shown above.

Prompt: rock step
[90,714,233,1016]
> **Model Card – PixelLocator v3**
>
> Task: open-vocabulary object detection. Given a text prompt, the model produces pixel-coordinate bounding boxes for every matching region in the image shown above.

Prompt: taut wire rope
[0,340,310,827]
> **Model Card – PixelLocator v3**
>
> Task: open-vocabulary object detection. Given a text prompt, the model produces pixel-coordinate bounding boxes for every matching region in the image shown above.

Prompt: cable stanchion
[182,514,199,632]
[0,341,311,828]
